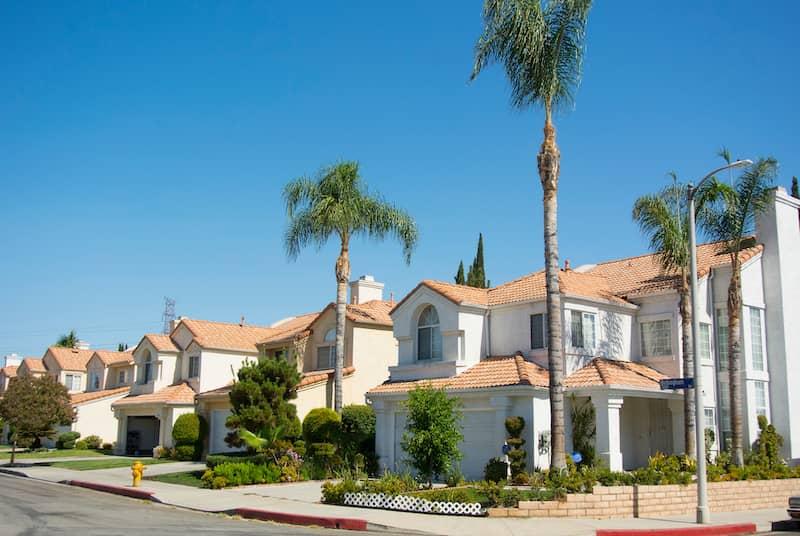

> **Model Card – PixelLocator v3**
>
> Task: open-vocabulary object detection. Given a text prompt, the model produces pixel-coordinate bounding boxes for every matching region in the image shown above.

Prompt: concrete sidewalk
[1,463,789,535]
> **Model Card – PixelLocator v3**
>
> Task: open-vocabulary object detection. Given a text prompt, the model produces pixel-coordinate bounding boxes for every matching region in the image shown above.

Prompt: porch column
[592,393,624,471]
[372,398,389,474]
[667,398,685,455]
[113,410,127,455]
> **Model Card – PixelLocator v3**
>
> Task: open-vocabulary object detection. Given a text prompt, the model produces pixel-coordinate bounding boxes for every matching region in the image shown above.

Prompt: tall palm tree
[55,330,78,348]
[632,174,695,457]
[471,0,592,469]
[700,157,778,465]
[284,161,418,413]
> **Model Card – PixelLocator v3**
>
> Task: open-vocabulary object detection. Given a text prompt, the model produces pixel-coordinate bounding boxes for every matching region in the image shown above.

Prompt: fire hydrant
[131,460,145,487]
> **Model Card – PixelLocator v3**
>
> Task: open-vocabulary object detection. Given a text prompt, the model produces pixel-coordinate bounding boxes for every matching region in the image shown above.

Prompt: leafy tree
[55,330,78,348]
[792,177,799,224]
[454,260,466,285]
[471,0,592,469]
[401,385,463,487]
[632,173,697,456]
[466,233,488,288]
[0,375,74,464]
[283,161,418,412]
[569,394,596,465]
[340,404,376,464]
[700,157,778,465]
[225,356,301,449]
[117,343,128,352]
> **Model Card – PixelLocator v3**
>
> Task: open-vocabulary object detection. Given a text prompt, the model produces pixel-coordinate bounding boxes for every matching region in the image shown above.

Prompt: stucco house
[368,187,799,479]
[16,357,47,378]
[0,365,17,394]
[41,346,95,393]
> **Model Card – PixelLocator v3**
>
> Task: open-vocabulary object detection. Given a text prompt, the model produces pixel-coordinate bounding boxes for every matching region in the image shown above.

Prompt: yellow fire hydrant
[131,460,145,487]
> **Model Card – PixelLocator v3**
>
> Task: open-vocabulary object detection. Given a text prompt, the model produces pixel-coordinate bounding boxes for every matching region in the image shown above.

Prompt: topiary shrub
[173,445,196,461]
[172,414,201,445]
[83,435,102,449]
[302,408,341,446]
[56,431,81,450]
[484,457,508,483]
[504,415,527,477]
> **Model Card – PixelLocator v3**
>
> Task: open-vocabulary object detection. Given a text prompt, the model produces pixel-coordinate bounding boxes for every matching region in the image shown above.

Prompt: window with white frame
[417,305,442,360]
[716,309,728,370]
[699,323,712,362]
[749,307,765,371]
[65,374,81,391]
[530,313,548,349]
[188,355,200,378]
[640,319,672,357]
[704,408,717,447]
[754,381,768,417]
[117,369,126,385]
[316,328,336,370]
[570,310,596,349]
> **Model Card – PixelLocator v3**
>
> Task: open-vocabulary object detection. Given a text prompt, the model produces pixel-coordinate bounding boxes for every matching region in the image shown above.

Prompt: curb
[232,507,368,531]
[596,523,757,536]
[0,467,29,478]
[62,480,162,503]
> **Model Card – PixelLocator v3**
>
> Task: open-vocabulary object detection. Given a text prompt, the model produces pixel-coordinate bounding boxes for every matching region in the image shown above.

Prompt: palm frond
[632,189,689,274]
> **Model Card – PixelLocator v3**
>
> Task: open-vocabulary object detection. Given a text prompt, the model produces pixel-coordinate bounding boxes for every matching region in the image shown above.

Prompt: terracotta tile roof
[112,382,197,407]
[21,357,47,373]
[1,365,17,378]
[345,300,394,326]
[584,239,763,298]
[298,366,355,389]
[195,382,234,399]
[259,312,321,346]
[369,355,548,394]
[92,350,134,367]
[489,270,630,306]
[46,347,94,372]
[564,358,666,389]
[71,386,130,405]
[140,334,180,353]
[179,318,274,353]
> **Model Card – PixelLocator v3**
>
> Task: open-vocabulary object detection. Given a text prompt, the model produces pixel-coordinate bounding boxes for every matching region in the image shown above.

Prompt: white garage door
[459,411,497,481]
[210,409,243,454]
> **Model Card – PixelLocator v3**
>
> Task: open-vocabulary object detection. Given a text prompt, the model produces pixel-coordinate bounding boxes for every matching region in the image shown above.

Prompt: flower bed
[344,491,483,516]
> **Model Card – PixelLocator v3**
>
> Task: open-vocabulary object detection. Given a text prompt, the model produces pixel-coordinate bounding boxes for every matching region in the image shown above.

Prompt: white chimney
[75,340,90,350]
[2,354,22,367]
[349,275,384,305]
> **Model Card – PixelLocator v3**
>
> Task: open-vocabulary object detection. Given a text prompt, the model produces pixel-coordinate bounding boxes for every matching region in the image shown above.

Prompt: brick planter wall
[487,478,800,519]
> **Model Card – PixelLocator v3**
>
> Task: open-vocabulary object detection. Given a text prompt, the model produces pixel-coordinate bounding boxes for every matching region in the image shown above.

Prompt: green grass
[0,449,109,460]
[50,458,177,471]
[145,470,205,488]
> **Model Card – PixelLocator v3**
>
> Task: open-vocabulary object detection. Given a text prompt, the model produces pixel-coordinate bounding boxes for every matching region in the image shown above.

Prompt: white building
[368,187,799,479]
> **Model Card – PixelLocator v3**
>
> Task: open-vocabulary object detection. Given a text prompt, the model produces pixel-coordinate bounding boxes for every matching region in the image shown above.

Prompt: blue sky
[1,1,798,357]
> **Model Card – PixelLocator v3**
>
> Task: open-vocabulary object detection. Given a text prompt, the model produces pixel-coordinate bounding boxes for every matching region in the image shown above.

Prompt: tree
[117,343,128,352]
[225,356,302,449]
[466,233,488,288]
[0,375,74,464]
[471,0,592,469]
[55,330,78,348]
[284,161,418,412]
[632,173,696,456]
[401,384,463,487]
[792,177,799,224]
[700,157,778,465]
[454,260,466,285]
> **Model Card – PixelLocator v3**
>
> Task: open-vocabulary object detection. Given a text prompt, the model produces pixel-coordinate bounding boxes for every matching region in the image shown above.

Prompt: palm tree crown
[632,178,690,274]
[55,330,78,348]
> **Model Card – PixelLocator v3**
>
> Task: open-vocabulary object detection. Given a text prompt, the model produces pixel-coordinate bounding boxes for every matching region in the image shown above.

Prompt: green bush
[321,476,361,504]
[504,416,525,437]
[201,461,281,488]
[751,415,783,469]
[173,444,197,461]
[101,442,113,451]
[206,452,271,469]
[56,431,81,450]
[340,405,376,461]
[75,440,88,450]
[367,471,418,495]
[83,435,102,449]
[302,408,341,445]
[172,414,201,445]
[483,457,508,483]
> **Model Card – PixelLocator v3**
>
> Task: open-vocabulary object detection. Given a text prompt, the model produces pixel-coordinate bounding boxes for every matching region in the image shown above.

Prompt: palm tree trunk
[727,257,744,465]
[334,235,351,414]
[10,438,16,465]
[538,113,565,470]
[678,274,696,456]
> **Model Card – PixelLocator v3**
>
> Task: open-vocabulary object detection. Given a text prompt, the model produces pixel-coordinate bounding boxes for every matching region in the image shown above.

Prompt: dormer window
[188,355,200,378]
[90,371,101,390]
[141,350,153,384]
[417,305,442,361]
[317,328,336,369]
[118,369,126,385]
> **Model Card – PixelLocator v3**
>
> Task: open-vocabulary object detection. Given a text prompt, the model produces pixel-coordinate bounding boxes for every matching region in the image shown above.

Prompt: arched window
[417,305,442,360]
[317,328,336,370]
[142,350,153,384]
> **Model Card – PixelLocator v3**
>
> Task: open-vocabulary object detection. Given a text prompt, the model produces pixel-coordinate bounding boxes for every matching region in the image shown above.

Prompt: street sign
[659,377,694,390]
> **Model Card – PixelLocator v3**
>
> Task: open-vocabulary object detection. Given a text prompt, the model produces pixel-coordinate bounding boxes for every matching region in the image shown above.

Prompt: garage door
[459,411,497,480]
[210,409,243,454]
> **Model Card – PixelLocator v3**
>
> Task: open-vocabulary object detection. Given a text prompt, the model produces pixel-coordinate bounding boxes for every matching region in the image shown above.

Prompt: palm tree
[700,157,778,465]
[632,174,695,457]
[55,330,78,348]
[471,0,592,469]
[284,161,418,413]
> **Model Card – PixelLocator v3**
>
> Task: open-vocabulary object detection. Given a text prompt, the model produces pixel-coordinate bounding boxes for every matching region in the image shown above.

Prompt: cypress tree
[465,234,487,288]
[792,177,799,199]
[454,261,466,285]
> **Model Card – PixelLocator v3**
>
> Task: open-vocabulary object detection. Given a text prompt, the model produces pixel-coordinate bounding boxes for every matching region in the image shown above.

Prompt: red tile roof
[0,365,18,378]
[20,357,47,373]
[345,300,393,327]
[46,347,94,372]
[196,366,357,400]
[140,334,180,353]
[112,382,197,407]
[71,386,130,405]
[259,312,321,346]
[91,350,134,367]
[564,358,666,389]
[179,319,274,353]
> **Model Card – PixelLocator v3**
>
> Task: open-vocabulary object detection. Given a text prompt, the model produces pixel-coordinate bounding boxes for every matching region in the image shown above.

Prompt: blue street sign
[659,377,694,390]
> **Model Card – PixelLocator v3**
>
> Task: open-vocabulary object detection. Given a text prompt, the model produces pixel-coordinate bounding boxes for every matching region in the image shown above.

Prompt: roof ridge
[514,354,532,385]
[593,358,610,384]
[488,269,546,292]
[590,237,753,268]
[182,318,272,329]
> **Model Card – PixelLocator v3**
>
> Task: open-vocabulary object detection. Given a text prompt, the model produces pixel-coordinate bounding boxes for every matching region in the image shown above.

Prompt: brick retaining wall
[487,478,800,519]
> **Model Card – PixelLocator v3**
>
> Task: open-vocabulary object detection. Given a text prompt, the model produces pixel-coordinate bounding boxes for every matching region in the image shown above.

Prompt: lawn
[0,449,109,460]
[145,470,205,488]
[50,458,177,471]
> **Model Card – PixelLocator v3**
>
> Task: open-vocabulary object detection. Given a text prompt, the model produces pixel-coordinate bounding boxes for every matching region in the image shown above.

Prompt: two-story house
[41,346,95,393]
[0,365,17,395]
[16,357,48,379]
[368,188,799,478]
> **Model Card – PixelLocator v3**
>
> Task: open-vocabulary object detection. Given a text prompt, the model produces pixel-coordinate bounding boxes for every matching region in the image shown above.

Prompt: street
[0,474,399,536]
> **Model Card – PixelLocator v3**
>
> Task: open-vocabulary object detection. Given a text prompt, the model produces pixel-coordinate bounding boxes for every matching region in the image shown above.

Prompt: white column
[593,393,624,471]
[668,398,685,455]
[371,398,389,474]
[114,410,127,455]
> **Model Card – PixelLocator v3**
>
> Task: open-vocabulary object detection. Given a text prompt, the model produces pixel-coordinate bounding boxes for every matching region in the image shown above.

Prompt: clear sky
[1,1,798,358]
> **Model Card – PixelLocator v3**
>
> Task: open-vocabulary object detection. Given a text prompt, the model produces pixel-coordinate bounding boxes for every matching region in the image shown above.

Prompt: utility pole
[162,297,176,334]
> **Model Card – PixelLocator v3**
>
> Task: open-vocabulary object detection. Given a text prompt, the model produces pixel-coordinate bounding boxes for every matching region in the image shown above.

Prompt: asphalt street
[0,474,401,536]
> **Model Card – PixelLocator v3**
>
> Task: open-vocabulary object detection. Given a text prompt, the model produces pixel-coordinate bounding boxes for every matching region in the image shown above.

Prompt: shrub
[484,457,508,483]
[101,442,113,451]
[751,415,783,469]
[75,440,88,450]
[302,408,341,446]
[504,416,527,477]
[340,405,376,461]
[367,471,418,495]
[56,431,81,450]
[172,414,201,445]
[570,395,596,466]
[83,435,102,449]
[173,445,197,461]
[206,452,271,469]
[445,468,465,488]
[201,461,281,488]
[321,476,361,504]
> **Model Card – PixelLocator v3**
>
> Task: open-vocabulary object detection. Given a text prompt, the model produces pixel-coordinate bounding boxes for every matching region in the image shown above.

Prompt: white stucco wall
[130,340,179,395]
[72,393,128,444]
[196,348,254,394]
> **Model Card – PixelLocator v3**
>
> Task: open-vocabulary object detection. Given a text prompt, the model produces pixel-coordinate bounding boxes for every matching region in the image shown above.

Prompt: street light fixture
[687,158,752,524]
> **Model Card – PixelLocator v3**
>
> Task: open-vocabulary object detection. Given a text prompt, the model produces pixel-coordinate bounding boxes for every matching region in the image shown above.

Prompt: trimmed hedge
[56,431,81,450]
[171,413,206,461]
[206,452,271,469]
[302,408,341,445]
[201,462,281,489]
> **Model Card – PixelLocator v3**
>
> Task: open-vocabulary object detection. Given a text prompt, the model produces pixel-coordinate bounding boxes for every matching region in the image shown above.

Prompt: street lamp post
[687,159,752,524]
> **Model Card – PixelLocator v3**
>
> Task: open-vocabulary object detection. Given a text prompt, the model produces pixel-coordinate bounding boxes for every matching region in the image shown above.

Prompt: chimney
[240,315,245,327]
[169,316,186,333]
[75,340,90,350]
[349,275,384,305]
[564,259,571,271]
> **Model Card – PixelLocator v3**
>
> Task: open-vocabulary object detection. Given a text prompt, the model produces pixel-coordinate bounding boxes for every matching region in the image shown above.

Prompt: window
[530,313,548,349]
[90,372,101,390]
[65,374,81,391]
[704,408,717,448]
[699,323,712,363]
[754,381,768,417]
[640,319,672,357]
[188,355,200,378]
[316,329,336,370]
[417,305,442,360]
[719,382,731,431]
[142,350,153,384]
[570,310,596,349]
[117,370,126,385]
[749,307,765,371]
[716,309,729,370]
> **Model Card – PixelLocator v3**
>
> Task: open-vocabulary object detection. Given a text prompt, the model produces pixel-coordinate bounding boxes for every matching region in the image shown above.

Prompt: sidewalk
[1,463,788,535]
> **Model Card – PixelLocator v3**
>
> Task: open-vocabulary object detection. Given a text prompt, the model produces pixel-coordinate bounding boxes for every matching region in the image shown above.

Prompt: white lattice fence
[343,492,483,516]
